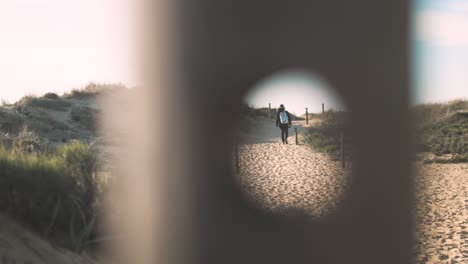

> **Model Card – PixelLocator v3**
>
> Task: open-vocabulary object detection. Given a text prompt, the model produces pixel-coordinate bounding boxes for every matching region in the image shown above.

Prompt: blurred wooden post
[235,139,240,174]
[306,107,308,125]
[341,129,345,168]
[268,103,271,119]
[322,103,325,113]
[295,127,298,145]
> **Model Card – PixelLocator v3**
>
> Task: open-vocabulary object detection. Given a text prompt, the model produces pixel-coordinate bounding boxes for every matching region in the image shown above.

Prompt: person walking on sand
[276,104,292,144]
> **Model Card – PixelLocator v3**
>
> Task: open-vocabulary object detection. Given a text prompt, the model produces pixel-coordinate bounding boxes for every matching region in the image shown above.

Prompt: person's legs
[280,125,287,144]
[284,127,288,144]
[280,126,285,143]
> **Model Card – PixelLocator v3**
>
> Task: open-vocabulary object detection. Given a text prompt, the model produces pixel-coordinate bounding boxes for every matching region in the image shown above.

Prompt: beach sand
[237,118,350,219]
[413,163,468,263]
[236,118,467,263]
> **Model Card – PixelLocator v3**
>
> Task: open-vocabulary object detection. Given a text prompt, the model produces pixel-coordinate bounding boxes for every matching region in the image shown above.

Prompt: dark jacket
[276,108,292,126]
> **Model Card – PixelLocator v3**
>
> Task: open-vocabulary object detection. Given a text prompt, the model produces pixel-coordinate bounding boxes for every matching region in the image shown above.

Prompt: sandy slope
[237,118,467,263]
[0,214,97,264]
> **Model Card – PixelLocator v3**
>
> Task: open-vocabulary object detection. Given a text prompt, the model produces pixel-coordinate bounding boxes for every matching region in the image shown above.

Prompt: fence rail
[238,104,351,170]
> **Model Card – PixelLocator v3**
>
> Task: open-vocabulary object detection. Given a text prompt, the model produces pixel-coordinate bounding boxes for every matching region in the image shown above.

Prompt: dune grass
[64,82,127,99]
[0,138,104,251]
[412,99,468,129]
[302,110,351,160]
[0,84,133,251]
[0,108,25,134]
[15,95,72,112]
[412,100,468,162]
[301,100,468,163]
[420,112,468,155]
[11,83,128,113]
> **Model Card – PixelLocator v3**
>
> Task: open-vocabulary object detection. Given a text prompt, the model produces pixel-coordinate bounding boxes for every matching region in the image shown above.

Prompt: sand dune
[0,214,97,264]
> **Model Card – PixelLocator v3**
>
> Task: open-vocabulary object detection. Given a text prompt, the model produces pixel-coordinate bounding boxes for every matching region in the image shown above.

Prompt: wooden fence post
[268,103,271,119]
[295,127,298,145]
[306,107,308,125]
[235,139,240,174]
[341,129,345,168]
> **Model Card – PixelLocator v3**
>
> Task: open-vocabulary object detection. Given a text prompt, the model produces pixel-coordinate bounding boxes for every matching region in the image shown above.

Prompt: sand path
[237,118,350,219]
[414,163,468,264]
[238,118,467,263]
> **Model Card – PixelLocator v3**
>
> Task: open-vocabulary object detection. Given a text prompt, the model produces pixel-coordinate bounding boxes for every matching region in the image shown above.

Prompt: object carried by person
[279,111,289,124]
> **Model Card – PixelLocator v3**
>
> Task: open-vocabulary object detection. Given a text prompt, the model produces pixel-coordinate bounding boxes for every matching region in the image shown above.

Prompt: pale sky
[413,0,468,103]
[0,0,138,103]
[0,1,466,106]
[243,71,345,115]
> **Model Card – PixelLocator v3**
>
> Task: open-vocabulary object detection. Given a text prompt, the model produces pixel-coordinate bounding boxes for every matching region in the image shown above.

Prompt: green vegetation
[0,137,104,251]
[64,82,127,99]
[12,128,44,154]
[419,112,468,155]
[0,108,25,134]
[301,100,468,163]
[302,110,351,160]
[43,92,60,100]
[303,128,340,156]
[0,84,127,252]
[0,82,125,143]
[8,83,125,115]
[413,100,468,163]
[15,95,72,112]
[412,99,468,129]
[70,105,98,131]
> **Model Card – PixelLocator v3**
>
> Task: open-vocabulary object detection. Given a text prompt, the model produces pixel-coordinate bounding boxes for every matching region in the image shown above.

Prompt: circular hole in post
[233,70,353,220]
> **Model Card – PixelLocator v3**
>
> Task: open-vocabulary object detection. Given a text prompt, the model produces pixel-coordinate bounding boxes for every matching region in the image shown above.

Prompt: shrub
[302,110,351,160]
[70,105,98,131]
[14,95,71,112]
[0,141,103,251]
[303,128,342,159]
[12,128,43,154]
[418,111,467,156]
[0,108,25,134]
[64,83,127,99]
[43,93,60,100]
[412,100,468,130]
[411,100,467,163]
